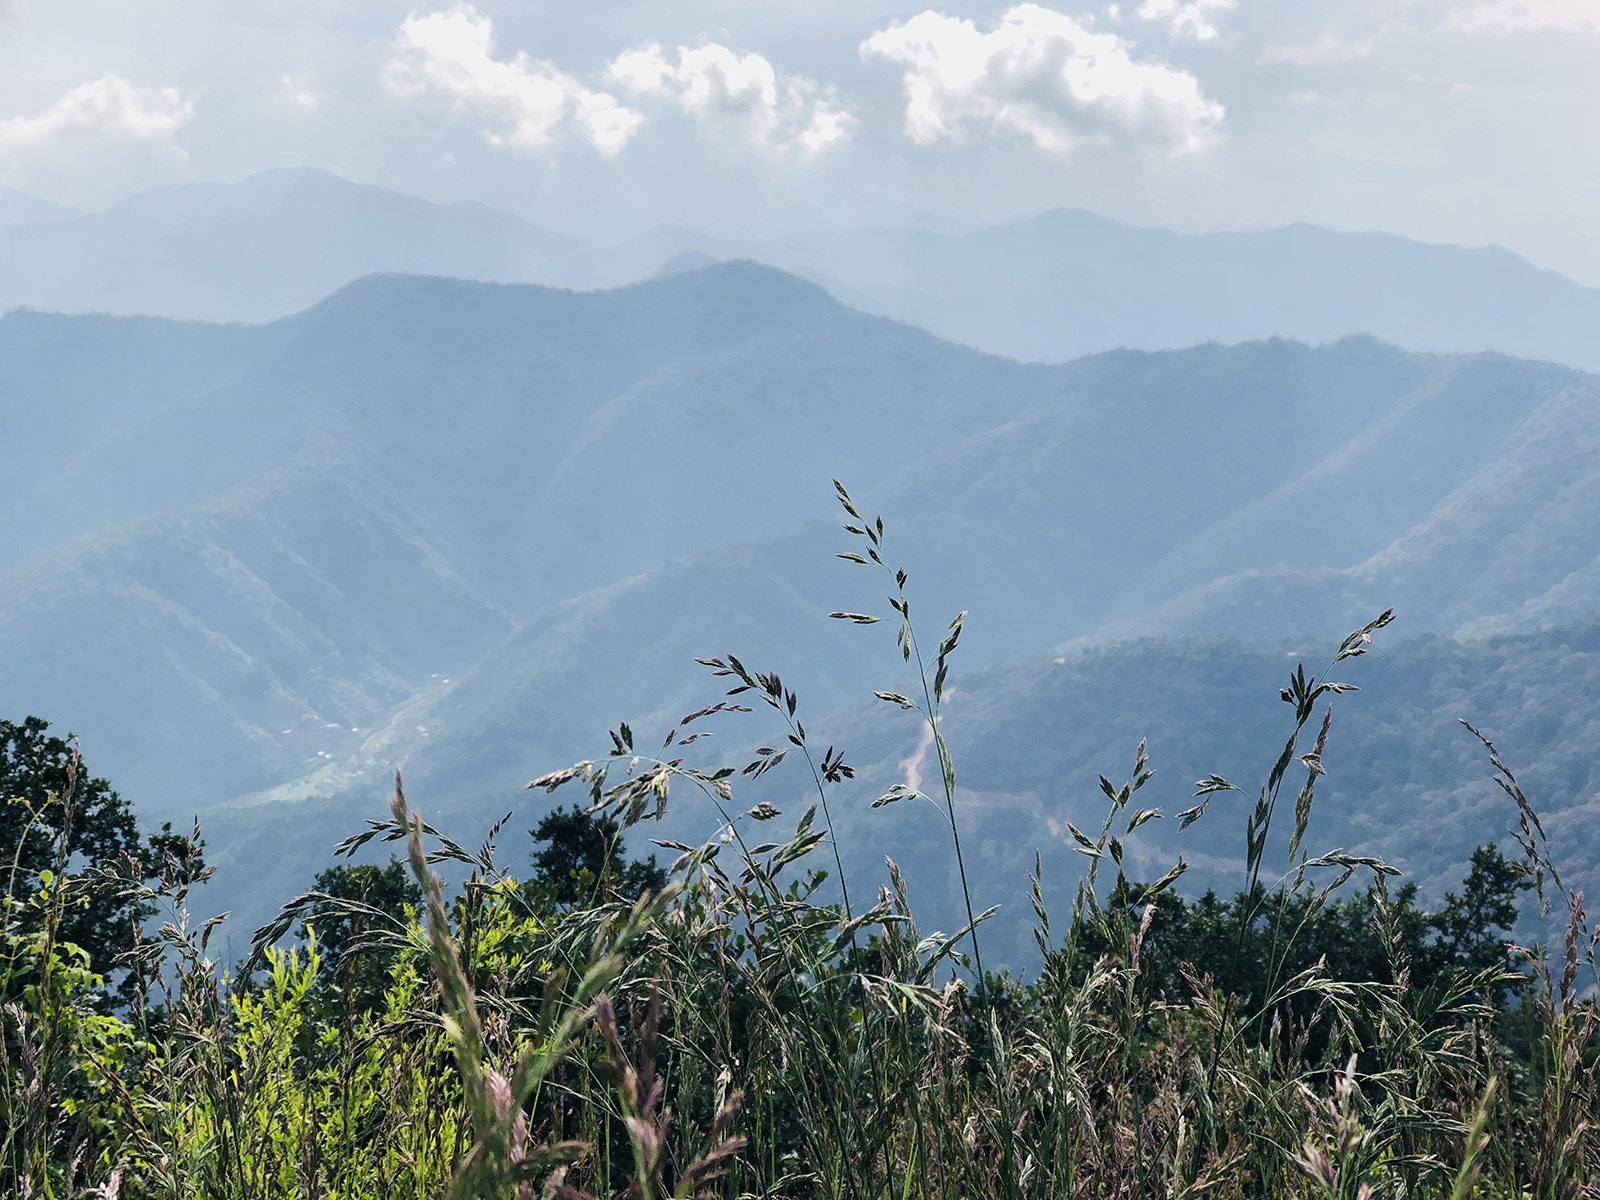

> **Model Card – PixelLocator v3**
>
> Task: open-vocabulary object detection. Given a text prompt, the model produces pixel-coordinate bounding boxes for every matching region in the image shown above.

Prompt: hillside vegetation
[4,494,1597,1194]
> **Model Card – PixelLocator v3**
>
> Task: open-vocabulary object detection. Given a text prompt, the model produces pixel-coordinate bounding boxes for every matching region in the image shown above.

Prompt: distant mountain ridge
[646,211,1600,371]
[0,170,589,324]
[2,168,1595,370]
[0,187,79,230]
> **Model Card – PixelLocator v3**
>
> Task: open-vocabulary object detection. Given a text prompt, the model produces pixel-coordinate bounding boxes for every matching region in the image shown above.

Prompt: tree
[1427,844,1531,979]
[528,805,666,907]
[1055,844,1530,1024]
[298,857,421,1019]
[1,716,188,998]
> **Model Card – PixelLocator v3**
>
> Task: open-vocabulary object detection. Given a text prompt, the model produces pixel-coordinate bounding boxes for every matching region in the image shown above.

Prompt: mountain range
[0,187,78,231]
[2,168,1595,370]
[2,258,1597,960]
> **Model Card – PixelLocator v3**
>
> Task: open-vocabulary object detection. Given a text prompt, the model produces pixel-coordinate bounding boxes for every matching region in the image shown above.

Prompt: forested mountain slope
[1,264,1044,811]
[1096,370,1600,644]
[805,617,1600,968]
[2,261,1596,949]
[190,613,1600,964]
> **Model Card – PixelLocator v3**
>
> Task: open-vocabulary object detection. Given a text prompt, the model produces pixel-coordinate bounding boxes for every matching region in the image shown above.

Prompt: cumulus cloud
[384,5,642,156]
[280,74,321,115]
[0,75,194,150]
[1137,0,1237,41]
[861,4,1224,156]
[1444,0,1600,33]
[606,42,853,157]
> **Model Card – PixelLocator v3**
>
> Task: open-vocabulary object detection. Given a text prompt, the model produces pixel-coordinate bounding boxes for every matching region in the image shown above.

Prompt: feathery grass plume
[831,478,989,989]
[394,769,624,1200]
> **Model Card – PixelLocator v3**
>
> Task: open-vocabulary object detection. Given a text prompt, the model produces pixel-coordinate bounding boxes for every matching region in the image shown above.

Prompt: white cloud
[280,74,321,115]
[606,42,853,157]
[0,75,193,150]
[860,4,1224,156]
[1444,0,1600,33]
[384,5,642,156]
[1137,0,1237,41]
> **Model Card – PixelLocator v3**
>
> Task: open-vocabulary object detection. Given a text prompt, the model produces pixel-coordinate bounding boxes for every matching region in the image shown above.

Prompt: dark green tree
[1,716,190,997]
[528,804,666,907]
[1053,844,1529,1026]
[298,857,421,1019]
[1425,843,1531,979]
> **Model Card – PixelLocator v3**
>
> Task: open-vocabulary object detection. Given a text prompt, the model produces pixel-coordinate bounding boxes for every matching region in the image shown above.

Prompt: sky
[0,0,1595,282]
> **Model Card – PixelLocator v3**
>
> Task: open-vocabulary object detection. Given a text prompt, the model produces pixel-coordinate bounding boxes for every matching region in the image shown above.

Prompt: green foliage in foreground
[5,486,1600,1199]
[2,717,196,1004]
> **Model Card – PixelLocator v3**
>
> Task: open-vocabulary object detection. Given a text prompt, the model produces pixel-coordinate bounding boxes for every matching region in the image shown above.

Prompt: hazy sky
[1,1,1595,281]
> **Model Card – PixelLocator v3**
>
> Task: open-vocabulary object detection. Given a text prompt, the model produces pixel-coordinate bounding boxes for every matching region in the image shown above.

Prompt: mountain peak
[651,249,722,279]
[283,257,844,338]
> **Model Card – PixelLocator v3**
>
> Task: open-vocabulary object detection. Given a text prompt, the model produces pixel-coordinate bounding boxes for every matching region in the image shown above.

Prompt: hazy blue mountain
[772,615,1600,971]
[3,456,510,803]
[0,168,592,323]
[1092,364,1600,645]
[187,613,1600,966]
[3,169,1595,371]
[0,265,1045,814]
[1,269,1090,680]
[0,311,264,574]
[359,337,1589,812]
[662,213,1600,371]
[320,337,1596,916]
[0,187,79,230]
[3,262,1597,951]
[4,265,1592,816]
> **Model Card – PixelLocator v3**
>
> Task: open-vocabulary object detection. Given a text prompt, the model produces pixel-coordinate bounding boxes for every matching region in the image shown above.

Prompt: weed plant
[2,482,1597,1197]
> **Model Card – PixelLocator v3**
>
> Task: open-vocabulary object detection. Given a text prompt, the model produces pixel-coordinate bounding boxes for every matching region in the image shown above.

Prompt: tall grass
[2,486,1596,1197]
